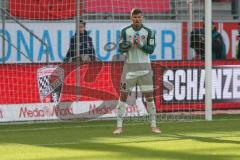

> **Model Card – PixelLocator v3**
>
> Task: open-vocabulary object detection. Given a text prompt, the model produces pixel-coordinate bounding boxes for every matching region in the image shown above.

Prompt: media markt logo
[37,66,64,103]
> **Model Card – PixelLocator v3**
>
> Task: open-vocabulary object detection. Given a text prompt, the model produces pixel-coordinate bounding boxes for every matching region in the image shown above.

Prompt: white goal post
[205,0,212,121]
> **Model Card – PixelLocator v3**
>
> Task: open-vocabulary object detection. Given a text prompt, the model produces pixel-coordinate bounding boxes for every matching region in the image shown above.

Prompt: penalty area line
[0,121,150,133]
[0,117,239,133]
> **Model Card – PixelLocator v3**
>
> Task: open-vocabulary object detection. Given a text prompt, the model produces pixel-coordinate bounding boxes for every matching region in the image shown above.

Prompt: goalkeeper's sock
[146,100,157,128]
[116,101,126,128]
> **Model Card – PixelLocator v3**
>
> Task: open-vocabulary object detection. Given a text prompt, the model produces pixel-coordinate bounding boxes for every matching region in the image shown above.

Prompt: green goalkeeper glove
[119,41,132,52]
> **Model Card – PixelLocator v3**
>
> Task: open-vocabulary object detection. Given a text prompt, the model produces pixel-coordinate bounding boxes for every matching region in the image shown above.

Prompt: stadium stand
[83,0,172,20]
[9,0,77,20]
[213,0,232,20]
[84,0,170,13]
[5,0,236,21]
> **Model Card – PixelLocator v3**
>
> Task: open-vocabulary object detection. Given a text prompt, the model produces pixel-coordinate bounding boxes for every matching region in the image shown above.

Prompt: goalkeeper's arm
[139,30,156,54]
[119,40,132,53]
[118,27,133,54]
[139,41,155,54]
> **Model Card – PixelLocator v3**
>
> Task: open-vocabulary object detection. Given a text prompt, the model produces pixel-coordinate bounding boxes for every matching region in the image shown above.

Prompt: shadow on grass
[33,141,239,160]
[171,133,240,145]
[0,118,240,160]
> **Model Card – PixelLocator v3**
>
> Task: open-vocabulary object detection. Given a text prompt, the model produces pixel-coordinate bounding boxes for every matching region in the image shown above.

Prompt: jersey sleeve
[118,27,128,54]
[140,28,156,54]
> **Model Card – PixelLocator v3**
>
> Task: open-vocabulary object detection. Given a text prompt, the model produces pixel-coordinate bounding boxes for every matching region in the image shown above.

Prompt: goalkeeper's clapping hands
[119,39,132,52]
[133,32,144,48]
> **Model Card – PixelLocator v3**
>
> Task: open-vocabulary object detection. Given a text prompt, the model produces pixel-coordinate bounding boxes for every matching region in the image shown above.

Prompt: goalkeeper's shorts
[120,64,154,93]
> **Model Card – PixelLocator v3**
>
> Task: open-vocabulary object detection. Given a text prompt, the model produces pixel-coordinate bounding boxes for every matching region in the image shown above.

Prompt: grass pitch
[0,115,240,160]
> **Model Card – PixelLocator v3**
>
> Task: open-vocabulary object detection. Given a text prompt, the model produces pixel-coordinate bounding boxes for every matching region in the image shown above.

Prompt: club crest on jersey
[37,66,64,103]
[141,35,146,40]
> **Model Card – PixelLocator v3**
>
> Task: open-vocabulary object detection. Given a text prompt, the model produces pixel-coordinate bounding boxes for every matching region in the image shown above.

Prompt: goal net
[0,0,209,122]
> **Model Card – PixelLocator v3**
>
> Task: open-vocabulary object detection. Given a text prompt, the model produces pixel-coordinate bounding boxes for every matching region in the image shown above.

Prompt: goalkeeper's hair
[131,8,142,16]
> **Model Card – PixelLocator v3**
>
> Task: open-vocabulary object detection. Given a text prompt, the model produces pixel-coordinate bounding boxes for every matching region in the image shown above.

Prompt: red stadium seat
[9,0,80,20]
[85,0,170,13]
[9,0,170,20]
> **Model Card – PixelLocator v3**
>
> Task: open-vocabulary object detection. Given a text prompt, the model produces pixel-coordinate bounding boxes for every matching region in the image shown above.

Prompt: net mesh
[0,0,208,122]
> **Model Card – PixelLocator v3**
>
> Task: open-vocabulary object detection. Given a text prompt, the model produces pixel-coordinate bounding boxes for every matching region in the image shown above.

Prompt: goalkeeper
[113,8,160,134]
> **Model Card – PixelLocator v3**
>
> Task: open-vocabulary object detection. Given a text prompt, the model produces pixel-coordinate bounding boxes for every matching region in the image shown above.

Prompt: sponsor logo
[89,104,115,115]
[88,104,139,115]
[162,67,240,103]
[19,106,73,118]
[149,39,155,45]
[37,66,64,103]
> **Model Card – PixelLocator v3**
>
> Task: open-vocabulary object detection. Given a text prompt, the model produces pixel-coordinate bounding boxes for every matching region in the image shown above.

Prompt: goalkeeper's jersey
[120,24,156,64]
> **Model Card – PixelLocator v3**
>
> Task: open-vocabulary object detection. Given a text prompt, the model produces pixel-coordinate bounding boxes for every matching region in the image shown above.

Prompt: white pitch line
[35,142,81,146]
[0,121,148,133]
[0,118,239,133]
[0,124,114,133]
[7,141,83,146]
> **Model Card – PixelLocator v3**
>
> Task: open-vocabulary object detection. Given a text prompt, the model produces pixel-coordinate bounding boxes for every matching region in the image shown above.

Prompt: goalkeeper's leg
[113,92,128,134]
[139,71,161,133]
[144,93,161,133]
